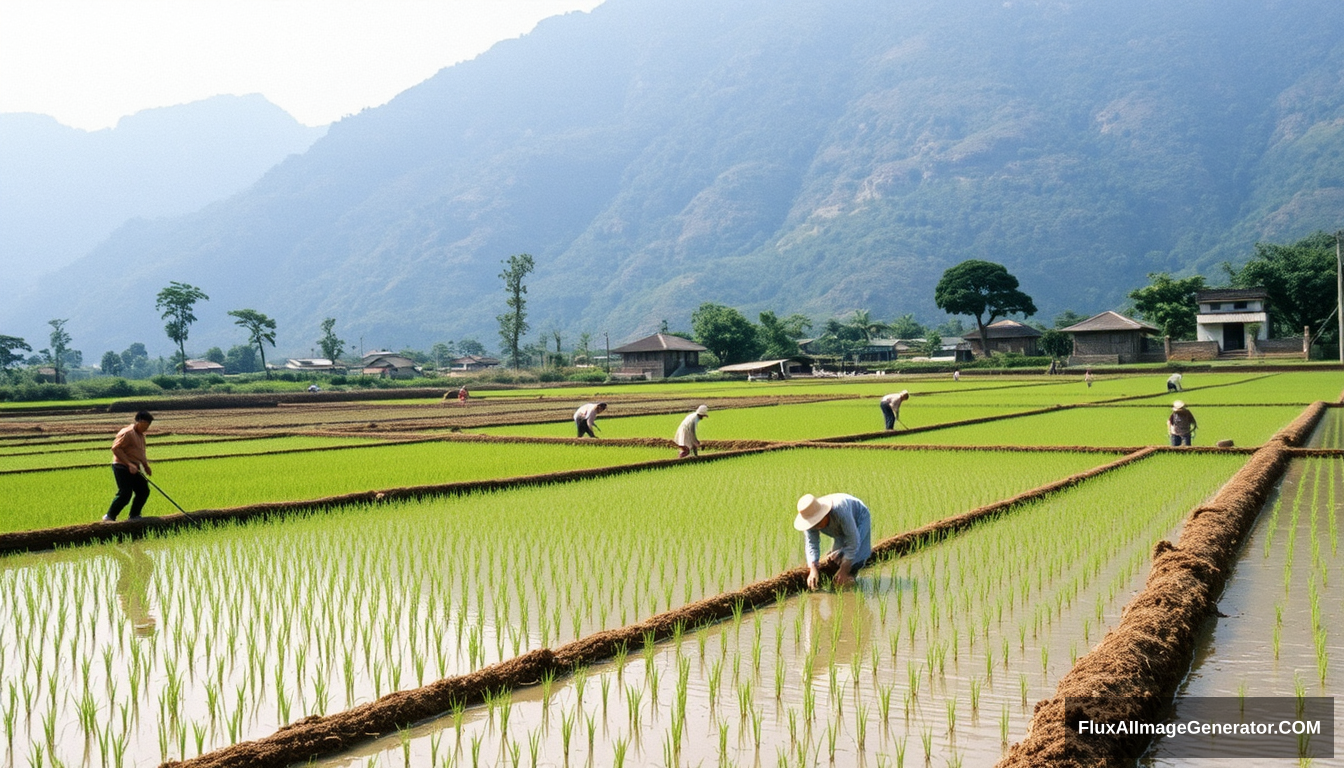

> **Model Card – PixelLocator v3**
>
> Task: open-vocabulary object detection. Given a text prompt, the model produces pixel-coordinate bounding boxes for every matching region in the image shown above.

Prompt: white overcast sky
[0,0,603,131]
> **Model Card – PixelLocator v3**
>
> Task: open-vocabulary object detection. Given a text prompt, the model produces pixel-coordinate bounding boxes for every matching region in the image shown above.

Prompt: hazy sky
[0,0,603,130]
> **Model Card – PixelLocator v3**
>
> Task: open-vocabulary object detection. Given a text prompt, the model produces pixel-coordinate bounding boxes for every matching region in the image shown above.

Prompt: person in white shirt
[1166,373,1183,393]
[674,404,709,458]
[879,390,909,430]
[574,402,607,438]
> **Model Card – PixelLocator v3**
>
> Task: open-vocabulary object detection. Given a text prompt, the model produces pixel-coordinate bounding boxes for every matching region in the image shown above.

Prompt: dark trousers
[880,402,897,430]
[1167,382,1179,393]
[107,464,149,519]
[1170,434,1192,447]
[576,418,596,438]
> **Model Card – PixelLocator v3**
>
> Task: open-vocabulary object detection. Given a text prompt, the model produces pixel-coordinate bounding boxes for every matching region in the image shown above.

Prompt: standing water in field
[1144,457,1343,766]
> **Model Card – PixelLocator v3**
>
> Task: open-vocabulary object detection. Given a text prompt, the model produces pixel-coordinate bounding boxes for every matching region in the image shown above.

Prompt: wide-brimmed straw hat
[1172,400,1186,410]
[898,389,909,399]
[696,404,709,416]
[794,494,833,531]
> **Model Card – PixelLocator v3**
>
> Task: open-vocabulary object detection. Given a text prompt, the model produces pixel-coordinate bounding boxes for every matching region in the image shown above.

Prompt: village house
[359,351,420,379]
[1060,311,1164,365]
[284,358,342,373]
[1194,288,1269,354]
[961,320,1041,357]
[450,355,501,372]
[610,333,706,379]
[183,359,225,375]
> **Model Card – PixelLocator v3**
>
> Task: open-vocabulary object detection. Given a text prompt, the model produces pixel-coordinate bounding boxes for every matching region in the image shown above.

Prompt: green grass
[0,435,390,472]
[875,405,1304,447]
[476,400,1030,441]
[1143,371,1343,405]
[0,440,671,533]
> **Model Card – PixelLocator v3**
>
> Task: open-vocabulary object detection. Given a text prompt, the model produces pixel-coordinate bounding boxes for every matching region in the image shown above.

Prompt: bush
[538,369,565,382]
[567,369,609,383]
[70,378,162,399]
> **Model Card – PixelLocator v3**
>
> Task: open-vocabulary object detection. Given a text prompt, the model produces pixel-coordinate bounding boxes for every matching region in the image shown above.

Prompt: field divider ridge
[162,446,1159,768]
[997,400,1328,768]
[810,404,1072,443]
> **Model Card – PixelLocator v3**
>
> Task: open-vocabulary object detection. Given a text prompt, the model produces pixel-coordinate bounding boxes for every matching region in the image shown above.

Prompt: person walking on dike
[795,493,872,590]
[574,402,607,438]
[1166,373,1183,393]
[1168,401,1197,446]
[103,411,154,522]
[674,404,709,458]
[879,390,909,431]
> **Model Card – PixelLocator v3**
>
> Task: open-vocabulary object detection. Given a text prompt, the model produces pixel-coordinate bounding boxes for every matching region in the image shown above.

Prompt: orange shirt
[111,424,147,467]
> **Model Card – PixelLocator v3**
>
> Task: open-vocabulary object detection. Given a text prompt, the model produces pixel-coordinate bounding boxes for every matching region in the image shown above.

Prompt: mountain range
[4,0,1343,359]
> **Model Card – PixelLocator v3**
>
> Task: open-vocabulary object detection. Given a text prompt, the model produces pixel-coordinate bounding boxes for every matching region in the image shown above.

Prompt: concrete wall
[1167,340,1220,361]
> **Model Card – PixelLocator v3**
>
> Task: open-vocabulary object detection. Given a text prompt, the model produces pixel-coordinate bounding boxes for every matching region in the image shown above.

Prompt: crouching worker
[103,411,154,522]
[795,493,872,590]
[674,404,708,458]
[574,402,607,438]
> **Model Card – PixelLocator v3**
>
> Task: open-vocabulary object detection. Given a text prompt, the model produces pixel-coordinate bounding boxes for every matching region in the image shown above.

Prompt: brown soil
[995,401,1328,768]
[162,447,1157,768]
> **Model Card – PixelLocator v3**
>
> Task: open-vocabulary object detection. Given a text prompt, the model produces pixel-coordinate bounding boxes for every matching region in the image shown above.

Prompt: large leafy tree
[692,302,760,365]
[757,311,806,359]
[155,282,209,376]
[40,319,73,384]
[848,309,888,342]
[497,253,535,368]
[0,335,32,379]
[1225,231,1339,342]
[1039,328,1073,359]
[934,260,1037,356]
[318,318,346,363]
[100,350,123,376]
[1127,272,1206,340]
[228,309,277,379]
[887,313,926,339]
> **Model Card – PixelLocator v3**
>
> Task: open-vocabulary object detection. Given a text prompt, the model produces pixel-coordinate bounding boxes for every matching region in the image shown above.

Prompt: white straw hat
[794,494,833,531]
[1172,400,1185,410]
[696,404,708,416]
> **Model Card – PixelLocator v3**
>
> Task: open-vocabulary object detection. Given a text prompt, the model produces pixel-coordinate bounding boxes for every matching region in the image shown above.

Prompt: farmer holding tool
[574,402,607,438]
[103,411,154,522]
[795,493,872,590]
[674,404,709,458]
[1166,373,1183,393]
[1168,401,1197,446]
[879,390,909,431]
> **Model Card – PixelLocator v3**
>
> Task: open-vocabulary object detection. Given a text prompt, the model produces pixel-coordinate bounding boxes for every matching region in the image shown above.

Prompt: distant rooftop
[1060,311,1159,334]
[611,332,707,354]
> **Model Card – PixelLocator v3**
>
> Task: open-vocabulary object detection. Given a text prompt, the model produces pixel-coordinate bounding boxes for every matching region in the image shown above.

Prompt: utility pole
[604,332,610,374]
[1337,231,1343,364]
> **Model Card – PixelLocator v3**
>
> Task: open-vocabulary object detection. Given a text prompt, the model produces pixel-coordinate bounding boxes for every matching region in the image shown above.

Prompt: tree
[318,318,346,362]
[120,343,151,379]
[1039,328,1073,360]
[848,309,887,341]
[691,303,761,365]
[430,342,456,369]
[887,313,926,340]
[458,339,487,357]
[100,351,123,376]
[815,317,868,362]
[224,344,257,374]
[1127,272,1206,340]
[204,347,226,365]
[0,335,32,379]
[40,319,73,384]
[934,260,1037,357]
[1053,309,1088,329]
[757,311,804,359]
[1225,231,1339,342]
[228,309,277,379]
[496,253,535,368]
[155,282,209,376]
[919,332,944,358]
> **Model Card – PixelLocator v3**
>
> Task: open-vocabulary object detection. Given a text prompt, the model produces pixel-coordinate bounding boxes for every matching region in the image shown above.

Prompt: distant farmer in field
[1084,369,1094,388]
[952,370,961,382]
[1166,373,1183,393]
[795,493,872,590]
[574,402,607,438]
[879,390,909,431]
[103,411,154,522]
[458,385,469,405]
[1168,401,1197,446]
[674,404,709,458]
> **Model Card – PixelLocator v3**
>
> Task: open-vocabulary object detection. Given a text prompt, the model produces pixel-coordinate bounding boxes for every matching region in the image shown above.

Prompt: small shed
[1195,288,1269,353]
[611,333,706,379]
[1060,311,1162,365]
[450,355,501,372]
[284,358,341,372]
[961,320,1042,357]
[183,359,225,375]
[716,358,806,379]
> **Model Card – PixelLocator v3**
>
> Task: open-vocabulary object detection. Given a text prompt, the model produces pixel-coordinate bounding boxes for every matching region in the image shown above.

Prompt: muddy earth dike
[162,447,1158,768]
[996,401,1328,768]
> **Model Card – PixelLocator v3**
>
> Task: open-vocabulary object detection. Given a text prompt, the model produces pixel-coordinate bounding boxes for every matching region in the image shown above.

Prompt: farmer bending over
[1166,373,1183,393]
[574,402,607,438]
[795,493,872,590]
[103,411,154,522]
[674,404,708,458]
[879,390,909,431]
[1168,401,1197,447]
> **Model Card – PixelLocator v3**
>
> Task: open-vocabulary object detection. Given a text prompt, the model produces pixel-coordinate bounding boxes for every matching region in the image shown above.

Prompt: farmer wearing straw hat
[1168,401,1197,446]
[795,493,872,590]
[879,390,909,431]
[574,402,607,438]
[674,404,709,458]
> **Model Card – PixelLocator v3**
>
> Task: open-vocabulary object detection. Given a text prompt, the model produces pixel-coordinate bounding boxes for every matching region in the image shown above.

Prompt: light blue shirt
[804,493,872,567]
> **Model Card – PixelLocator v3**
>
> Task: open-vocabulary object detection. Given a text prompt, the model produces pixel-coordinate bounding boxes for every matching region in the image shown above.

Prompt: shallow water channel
[1144,457,1343,767]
